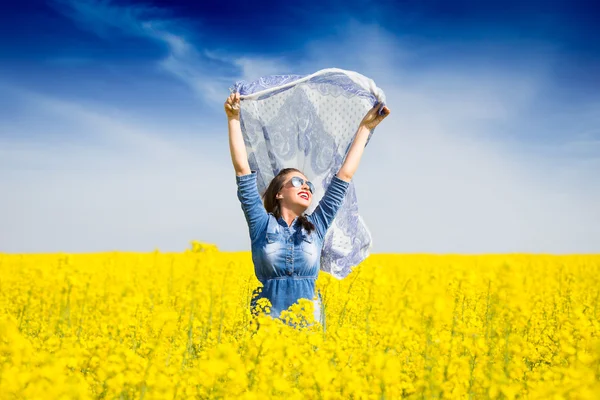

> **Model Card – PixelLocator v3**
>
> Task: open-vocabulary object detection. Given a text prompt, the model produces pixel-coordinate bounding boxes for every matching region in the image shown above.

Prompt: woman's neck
[279,208,301,228]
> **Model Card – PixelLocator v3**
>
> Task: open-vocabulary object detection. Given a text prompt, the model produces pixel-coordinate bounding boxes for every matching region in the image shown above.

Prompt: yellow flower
[0,252,598,398]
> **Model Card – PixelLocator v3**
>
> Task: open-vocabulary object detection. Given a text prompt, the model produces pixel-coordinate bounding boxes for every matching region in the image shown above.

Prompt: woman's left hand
[359,104,391,130]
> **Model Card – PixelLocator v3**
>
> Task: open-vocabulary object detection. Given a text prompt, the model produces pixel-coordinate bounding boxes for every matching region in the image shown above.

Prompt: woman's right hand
[224,92,240,120]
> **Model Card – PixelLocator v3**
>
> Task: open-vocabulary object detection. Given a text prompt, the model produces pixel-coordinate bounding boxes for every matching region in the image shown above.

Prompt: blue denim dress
[236,171,350,324]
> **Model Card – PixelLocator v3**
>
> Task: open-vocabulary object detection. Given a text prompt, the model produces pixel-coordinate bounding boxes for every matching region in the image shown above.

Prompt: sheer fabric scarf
[230,68,387,279]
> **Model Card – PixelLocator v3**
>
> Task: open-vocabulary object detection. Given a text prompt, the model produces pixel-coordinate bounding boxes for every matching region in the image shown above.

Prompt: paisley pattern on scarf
[230,68,386,279]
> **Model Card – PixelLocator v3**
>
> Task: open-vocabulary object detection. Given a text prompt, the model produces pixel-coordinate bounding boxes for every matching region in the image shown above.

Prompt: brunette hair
[262,168,316,234]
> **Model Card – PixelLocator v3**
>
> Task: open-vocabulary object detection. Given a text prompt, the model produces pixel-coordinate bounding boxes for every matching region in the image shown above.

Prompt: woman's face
[277,172,313,209]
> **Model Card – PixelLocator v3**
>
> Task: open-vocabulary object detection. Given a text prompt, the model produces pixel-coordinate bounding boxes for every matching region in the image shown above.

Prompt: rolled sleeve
[309,174,350,239]
[236,171,268,242]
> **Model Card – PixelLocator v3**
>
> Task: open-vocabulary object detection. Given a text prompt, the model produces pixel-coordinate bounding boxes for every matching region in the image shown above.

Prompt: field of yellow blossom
[1,242,599,399]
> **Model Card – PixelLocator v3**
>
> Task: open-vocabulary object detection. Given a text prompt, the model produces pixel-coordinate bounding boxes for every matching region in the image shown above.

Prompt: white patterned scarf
[230,68,387,279]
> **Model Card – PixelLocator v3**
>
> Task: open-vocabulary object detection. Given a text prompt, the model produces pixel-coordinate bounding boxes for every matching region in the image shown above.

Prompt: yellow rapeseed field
[1,242,599,399]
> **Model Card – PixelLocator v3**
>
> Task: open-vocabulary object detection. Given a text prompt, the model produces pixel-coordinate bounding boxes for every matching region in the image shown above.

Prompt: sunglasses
[283,176,315,194]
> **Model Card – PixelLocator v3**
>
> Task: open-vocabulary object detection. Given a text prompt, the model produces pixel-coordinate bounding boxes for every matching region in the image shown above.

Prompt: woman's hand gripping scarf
[230,68,387,279]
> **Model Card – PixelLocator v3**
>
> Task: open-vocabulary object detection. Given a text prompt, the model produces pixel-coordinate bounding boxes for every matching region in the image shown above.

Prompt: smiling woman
[263,169,316,233]
[224,68,390,324]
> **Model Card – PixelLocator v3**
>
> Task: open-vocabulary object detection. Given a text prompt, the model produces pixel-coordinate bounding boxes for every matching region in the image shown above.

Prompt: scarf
[230,68,386,279]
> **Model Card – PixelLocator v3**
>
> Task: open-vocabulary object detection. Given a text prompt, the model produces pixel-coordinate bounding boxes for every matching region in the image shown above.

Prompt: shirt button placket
[287,236,293,275]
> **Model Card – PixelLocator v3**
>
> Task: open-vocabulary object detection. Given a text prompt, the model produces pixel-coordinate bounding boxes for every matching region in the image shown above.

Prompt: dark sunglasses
[284,176,315,194]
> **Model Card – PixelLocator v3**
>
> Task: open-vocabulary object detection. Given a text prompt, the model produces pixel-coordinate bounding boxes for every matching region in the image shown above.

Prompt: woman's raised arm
[225,92,252,176]
[226,92,268,240]
[336,103,391,182]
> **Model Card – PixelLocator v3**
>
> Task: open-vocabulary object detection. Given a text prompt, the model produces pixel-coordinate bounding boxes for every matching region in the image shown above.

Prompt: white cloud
[297,23,600,253]
[50,0,288,104]
[232,56,292,83]
[355,106,600,253]
[0,89,244,253]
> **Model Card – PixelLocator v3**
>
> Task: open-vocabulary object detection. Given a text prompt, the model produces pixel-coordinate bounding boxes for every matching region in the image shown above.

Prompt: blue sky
[1,0,599,253]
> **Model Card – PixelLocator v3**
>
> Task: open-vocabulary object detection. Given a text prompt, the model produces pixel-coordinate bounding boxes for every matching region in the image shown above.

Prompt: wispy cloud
[1,85,193,164]
[50,0,289,103]
[0,88,239,252]
[52,0,166,39]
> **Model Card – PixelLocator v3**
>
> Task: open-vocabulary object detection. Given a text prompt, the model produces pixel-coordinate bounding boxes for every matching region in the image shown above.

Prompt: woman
[225,91,390,325]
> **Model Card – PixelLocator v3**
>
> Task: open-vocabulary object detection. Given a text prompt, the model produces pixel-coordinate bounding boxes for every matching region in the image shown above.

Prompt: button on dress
[236,170,350,324]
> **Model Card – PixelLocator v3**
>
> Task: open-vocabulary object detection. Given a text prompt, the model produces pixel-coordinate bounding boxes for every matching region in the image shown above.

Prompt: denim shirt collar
[267,213,310,239]
[267,212,299,229]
